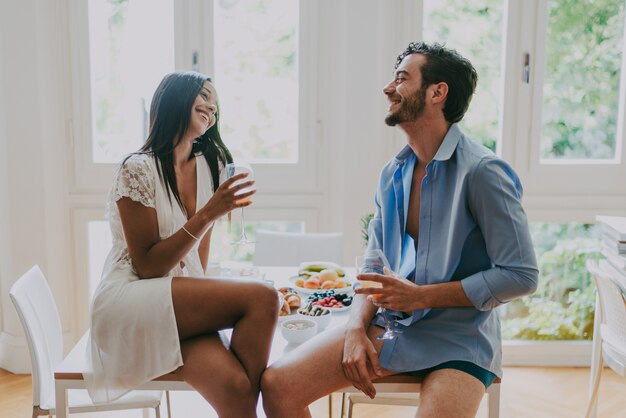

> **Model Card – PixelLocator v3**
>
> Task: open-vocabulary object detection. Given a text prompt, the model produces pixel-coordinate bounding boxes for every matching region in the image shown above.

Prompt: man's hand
[355,270,422,313]
[342,327,383,399]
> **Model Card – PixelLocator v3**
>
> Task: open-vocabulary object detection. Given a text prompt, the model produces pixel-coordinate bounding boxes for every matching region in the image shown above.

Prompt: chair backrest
[9,265,63,409]
[253,230,344,266]
[587,260,626,352]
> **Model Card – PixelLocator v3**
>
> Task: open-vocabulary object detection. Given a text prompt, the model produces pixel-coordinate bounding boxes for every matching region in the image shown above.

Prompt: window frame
[515,0,626,198]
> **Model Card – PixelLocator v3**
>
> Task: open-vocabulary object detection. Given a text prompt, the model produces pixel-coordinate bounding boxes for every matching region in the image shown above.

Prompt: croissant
[279,297,291,316]
[285,294,301,309]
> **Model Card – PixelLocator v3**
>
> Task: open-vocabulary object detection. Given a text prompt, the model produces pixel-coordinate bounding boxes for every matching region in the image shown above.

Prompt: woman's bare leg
[261,324,392,418]
[171,277,279,405]
[177,333,257,417]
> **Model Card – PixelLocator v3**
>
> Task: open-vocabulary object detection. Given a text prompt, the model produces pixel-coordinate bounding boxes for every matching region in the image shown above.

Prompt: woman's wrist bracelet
[182,225,200,241]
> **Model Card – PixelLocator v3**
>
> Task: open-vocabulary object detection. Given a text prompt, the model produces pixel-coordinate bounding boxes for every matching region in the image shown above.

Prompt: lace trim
[112,154,156,208]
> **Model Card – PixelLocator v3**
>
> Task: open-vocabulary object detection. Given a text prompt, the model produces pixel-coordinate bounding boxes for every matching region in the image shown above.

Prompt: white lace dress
[85,153,217,403]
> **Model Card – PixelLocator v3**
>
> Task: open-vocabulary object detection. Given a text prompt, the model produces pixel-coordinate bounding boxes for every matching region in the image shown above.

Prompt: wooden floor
[1,366,624,418]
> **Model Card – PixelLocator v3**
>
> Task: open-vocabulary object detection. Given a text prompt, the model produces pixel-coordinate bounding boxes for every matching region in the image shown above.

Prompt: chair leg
[487,383,501,418]
[585,295,603,418]
[347,396,354,418]
[328,393,333,418]
[339,392,346,418]
[584,351,604,418]
[166,390,172,418]
[155,405,161,418]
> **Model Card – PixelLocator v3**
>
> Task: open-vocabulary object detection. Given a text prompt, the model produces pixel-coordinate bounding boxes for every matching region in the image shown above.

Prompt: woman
[86,71,279,417]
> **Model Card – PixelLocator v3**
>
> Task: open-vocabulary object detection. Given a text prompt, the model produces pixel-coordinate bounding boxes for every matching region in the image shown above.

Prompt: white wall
[0,0,72,373]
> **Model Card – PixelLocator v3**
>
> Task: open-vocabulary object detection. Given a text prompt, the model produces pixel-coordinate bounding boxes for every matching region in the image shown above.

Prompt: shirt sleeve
[461,157,539,310]
[112,155,156,209]
[366,190,384,252]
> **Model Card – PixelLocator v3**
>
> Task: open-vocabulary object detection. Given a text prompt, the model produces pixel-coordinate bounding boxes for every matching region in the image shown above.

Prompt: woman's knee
[222,370,254,399]
[248,281,280,316]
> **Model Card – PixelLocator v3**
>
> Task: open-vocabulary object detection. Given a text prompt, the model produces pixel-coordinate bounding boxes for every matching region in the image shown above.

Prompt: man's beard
[385,85,427,126]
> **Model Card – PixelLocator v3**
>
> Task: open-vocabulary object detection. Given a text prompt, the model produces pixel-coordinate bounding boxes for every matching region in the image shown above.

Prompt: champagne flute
[355,249,403,340]
[225,161,255,245]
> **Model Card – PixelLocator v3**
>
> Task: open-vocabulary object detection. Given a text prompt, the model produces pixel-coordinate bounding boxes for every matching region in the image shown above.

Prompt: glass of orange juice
[355,249,402,340]
[225,161,255,245]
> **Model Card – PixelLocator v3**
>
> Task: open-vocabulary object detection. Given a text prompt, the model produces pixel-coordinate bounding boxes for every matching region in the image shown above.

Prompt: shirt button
[394,322,400,327]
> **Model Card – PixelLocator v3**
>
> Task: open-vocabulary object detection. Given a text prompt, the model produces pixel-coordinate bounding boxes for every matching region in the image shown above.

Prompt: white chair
[336,373,501,418]
[9,265,166,418]
[585,260,626,418]
[253,230,344,266]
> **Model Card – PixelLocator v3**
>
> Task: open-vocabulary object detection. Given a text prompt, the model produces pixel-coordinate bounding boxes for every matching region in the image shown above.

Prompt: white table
[54,266,353,418]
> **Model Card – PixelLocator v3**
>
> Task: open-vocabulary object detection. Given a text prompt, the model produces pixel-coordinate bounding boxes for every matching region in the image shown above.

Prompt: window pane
[214,0,299,163]
[88,0,174,163]
[422,0,503,152]
[540,0,624,161]
[210,219,304,262]
[501,222,602,341]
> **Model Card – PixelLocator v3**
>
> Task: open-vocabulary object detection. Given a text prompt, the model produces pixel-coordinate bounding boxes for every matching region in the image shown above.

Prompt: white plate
[288,276,354,295]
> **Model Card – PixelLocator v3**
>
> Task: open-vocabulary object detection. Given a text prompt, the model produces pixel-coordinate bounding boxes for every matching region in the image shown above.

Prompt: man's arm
[341,293,383,399]
[356,273,472,312]
[462,157,539,310]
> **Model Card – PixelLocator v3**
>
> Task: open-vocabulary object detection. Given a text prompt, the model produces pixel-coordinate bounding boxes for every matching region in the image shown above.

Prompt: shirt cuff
[461,272,499,311]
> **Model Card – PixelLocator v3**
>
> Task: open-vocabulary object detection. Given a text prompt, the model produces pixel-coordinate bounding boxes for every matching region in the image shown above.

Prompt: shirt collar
[393,145,414,167]
[393,123,462,166]
[433,123,461,161]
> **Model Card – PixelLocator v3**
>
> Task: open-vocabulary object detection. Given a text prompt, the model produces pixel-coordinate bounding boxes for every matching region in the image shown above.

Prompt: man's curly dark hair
[395,42,477,124]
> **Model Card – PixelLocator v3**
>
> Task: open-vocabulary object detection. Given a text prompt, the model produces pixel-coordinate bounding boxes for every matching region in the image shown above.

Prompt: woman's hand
[355,271,423,313]
[200,172,256,221]
[341,327,383,399]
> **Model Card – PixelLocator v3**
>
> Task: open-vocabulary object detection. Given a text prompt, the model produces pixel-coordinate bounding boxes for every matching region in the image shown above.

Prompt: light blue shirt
[367,124,539,377]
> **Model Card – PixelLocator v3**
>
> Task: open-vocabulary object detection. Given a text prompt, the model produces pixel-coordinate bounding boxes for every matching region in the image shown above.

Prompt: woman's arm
[199,226,213,272]
[119,173,254,279]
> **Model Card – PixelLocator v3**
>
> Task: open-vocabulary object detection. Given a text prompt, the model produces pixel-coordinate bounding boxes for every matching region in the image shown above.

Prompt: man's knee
[260,367,281,400]
[261,367,298,412]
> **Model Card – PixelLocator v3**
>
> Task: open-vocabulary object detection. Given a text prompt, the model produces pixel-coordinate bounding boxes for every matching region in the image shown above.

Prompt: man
[261,42,539,418]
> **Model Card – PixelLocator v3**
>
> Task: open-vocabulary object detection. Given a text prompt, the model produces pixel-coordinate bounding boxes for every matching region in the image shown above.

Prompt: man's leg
[261,324,391,418]
[416,368,486,418]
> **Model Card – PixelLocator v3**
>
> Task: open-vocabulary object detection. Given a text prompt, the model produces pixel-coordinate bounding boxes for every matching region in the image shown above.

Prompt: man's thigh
[416,368,486,418]
[267,323,389,404]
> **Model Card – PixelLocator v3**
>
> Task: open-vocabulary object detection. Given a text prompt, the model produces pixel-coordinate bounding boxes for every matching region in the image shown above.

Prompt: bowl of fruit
[306,290,353,312]
[289,261,353,295]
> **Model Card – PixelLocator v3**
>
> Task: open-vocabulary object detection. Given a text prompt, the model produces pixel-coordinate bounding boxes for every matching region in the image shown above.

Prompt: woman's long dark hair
[124,71,233,214]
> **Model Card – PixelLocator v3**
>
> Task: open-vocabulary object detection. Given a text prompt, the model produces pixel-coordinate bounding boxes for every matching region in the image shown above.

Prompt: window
[213,0,299,162]
[540,0,624,162]
[520,0,626,196]
[87,0,175,164]
[71,0,317,190]
[501,222,603,341]
[422,0,504,152]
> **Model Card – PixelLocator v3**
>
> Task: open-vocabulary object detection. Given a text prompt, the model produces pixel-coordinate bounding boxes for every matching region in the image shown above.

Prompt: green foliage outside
[541,0,624,159]
[501,223,603,340]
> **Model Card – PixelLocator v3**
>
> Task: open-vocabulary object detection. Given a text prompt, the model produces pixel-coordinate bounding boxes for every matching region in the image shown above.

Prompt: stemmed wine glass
[355,249,403,340]
[225,161,255,245]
